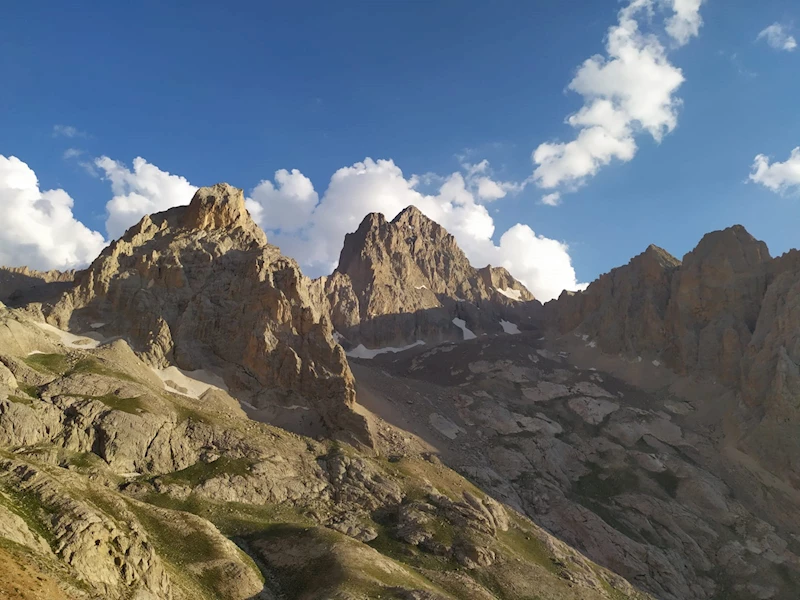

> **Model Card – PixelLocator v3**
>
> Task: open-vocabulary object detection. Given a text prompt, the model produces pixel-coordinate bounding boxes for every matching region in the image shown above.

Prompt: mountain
[314,206,537,350]
[41,183,372,447]
[2,186,800,600]
[544,225,800,478]
[0,185,649,600]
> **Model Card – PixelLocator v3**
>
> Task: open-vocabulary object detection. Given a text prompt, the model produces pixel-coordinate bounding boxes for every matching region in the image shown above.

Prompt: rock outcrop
[43,183,372,447]
[314,206,537,348]
[546,225,773,386]
[0,266,75,307]
[545,224,800,484]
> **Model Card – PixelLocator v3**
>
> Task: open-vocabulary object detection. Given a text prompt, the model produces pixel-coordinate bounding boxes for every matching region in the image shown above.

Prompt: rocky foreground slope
[0,299,645,599]
[1,182,800,600]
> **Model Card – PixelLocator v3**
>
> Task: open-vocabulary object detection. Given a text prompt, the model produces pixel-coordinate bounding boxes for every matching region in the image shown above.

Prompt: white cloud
[62,148,83,159]
[541,193,562,207]
[1,153,585,301]
[665,0,705,46]
[0,155,106,271]
[245,169,318,233]
[255,158,584,301]
[459,159,525,202]
[749,148,800,194]
[52,125,87,138]
[95,156,198,238]
[531,0,702,194]
[757,23,797,52]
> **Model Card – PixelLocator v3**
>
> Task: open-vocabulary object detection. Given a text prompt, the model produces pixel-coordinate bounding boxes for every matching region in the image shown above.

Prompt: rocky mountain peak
[181,183,266,244]
[641,244,681,269]
[316,206,536,349]
[683,224,770,271]
[41,185,371,447]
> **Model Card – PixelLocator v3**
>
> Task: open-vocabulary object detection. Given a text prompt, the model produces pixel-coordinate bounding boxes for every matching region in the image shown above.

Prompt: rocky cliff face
[43,183,371,447]
[0,266,75,307]
[314,206,537,349]
[545,225,800,480]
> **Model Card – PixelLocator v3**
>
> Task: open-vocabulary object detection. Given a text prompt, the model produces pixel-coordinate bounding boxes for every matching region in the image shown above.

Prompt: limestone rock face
[545,224,800,481]
[546,225,772,387]
[664,225,770,385]
[547,244,680,355]
[314,206,538,348]
[181,183,263,235]
[0,266,75,306]
[44,184,371,446]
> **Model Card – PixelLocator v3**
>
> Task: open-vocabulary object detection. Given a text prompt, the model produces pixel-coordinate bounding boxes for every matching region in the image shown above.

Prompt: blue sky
[1,0,799,300]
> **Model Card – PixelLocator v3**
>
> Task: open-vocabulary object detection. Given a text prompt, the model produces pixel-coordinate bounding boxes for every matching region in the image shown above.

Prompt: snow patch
[26,350,45,356]
[414,285,427,290]
[495,287,522,301]
[652,359,661,367]
[500,320,520,335]
[452,318,477,340]
[347,340,425,360]
[90,322,106,329]
[152,366,229,399]
[34,322,101,349]
[586,340,597,348]
[332,331,342,343]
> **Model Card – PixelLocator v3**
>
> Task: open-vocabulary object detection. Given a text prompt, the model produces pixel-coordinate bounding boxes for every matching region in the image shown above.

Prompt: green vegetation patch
[254,524,437,598]
[7,395,33,405]
[68,452,106,471]
[573,464,639,501]
[70,358,136,382]
[66,393,147,415]
[23,354,136,384]
[23,353,70,375]
[124,501,228,598]
[0,485,57,549]
[498,519,559,575]
[171,404,214,425]
[17,383,40,398]
[158,457,255,487]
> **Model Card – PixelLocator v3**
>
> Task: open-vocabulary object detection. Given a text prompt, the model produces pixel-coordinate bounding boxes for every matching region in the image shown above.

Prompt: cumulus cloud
[52,125,87,138]
[245,169,318,233]
[95,156,198,238]
[0,155,106,270]
[541,193,562,207]
[459,159,525,202]
[0,150,584,300]
[757,23,797,52]
[249,158,584,301]
[531,0,703,194]
[750,148,800,194]
[666,0,705,46]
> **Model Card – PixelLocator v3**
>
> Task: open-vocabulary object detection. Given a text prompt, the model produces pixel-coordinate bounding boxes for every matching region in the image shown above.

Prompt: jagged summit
[181,183,254,232]
[684,224,770,267]
[642,243,681,268]
[42,184,370,447]
[319,206,536,348]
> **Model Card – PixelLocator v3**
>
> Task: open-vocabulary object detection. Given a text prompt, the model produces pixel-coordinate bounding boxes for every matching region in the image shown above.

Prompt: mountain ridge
[2,185,800,599]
